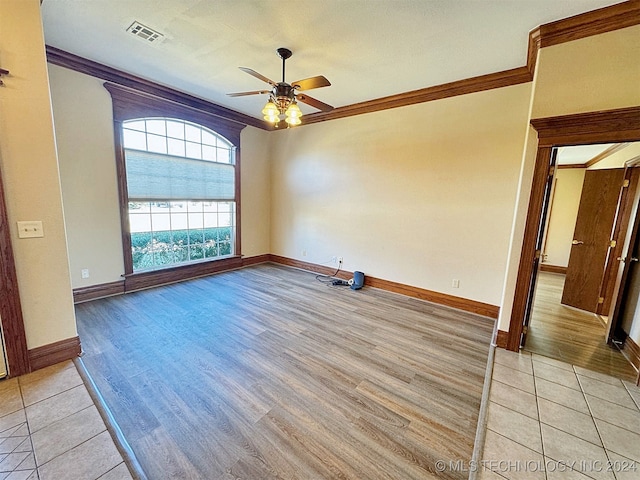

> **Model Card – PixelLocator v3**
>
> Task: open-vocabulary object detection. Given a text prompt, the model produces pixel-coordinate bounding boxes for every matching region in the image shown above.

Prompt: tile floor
[478,349,640,480]
[0,361,132,480]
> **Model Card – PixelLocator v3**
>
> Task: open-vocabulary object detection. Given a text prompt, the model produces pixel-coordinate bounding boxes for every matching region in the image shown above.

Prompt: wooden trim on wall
[28,336,81,372]
[539,264,568,275]
[45,46,264,130]
[558,164,587,169]
[623,336,640,370]
[303,67,533,125]
[585,143,631,168]
[0,167,29,377]
[509,106,640,352]
[72,254,272,304]
[531,107,640,147]
[496,330,509,349]
[124,256,243,292]
[73,280,125,304]
[269,255,500,319]
[241,254,271,267]
[538,0,640,48]
[44,3,639,131]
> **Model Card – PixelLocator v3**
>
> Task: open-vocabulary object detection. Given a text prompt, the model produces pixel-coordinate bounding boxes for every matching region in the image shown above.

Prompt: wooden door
[561,169,625,312]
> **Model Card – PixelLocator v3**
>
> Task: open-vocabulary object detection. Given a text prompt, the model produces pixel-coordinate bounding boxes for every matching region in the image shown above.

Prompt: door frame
[0,167,29,376]
[507,106,640,352]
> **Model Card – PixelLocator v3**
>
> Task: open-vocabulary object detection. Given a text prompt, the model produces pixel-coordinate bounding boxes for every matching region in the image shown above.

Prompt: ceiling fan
[228,47,333,126]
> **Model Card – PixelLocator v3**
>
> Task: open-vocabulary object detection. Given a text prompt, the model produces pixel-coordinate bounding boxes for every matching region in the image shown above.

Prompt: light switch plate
[17,221,44,238]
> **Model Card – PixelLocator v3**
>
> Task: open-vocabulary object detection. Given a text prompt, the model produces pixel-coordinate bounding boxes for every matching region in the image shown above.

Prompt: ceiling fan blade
[227,90,271,97]
[296,94,333,112]
[291,75,331,91]
[239,67,276,86]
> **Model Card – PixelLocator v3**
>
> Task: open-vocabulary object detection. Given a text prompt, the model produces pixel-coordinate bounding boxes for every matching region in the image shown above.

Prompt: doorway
[523,142,638,380]
[507,106,640,378]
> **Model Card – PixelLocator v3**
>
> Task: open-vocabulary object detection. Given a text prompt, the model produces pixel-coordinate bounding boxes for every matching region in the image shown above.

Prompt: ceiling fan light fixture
[262,101,279,119]
[285,115,302,126]
[285,102,302,119]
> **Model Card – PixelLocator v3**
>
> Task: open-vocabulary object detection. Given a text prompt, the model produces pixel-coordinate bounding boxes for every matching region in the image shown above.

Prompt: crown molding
[305,1,639,124]
[45,46,267,130]
[538,0,640,48]
[45,1,640,129]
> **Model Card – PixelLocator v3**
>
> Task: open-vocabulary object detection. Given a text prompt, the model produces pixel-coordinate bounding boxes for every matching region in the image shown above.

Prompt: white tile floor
[0,361,132,480]
[478,349,640,480]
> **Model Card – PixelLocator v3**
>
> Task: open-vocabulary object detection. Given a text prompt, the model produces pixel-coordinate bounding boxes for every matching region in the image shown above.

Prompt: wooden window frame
[104,83,246,291]
[507,106,640,351]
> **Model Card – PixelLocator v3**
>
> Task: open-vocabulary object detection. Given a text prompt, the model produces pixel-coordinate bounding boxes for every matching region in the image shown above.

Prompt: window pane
[188,212,204,229]
[146,119,166,136]
[203,213,217,228]
[188,229,204,245]
[188,201,203,212]
[129,213,151,233]
[216,148,231,164]
[202,145,216,161]
[202,130,217,146]
[123,129,147,150]
[166,120,184,140]
[185,141,201,159]
[185,124,201,143]
[167,138,185,157]
[189,244,205,260]
[147,133,167,154]
[171,212,187,230]
[151,213,171,231]
[126,120,146,132]
[124,117,236,272]
[170,201,185,212]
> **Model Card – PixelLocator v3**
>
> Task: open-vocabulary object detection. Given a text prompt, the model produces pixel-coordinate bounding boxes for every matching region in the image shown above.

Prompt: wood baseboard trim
[495,330,509,349]
[73,280,125,304]
[268,255,499,319]
[539,264,568,275]
[72,255,272,304]
[623,336,640,370]
[241,254,271,267]
[28,336,82,372]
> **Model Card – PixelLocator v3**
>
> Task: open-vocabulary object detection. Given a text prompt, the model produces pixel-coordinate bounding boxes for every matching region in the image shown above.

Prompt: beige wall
[532,25,640,118]
[48,65,124,288]
[498,24,640,332]
[590,142,640,170]
[239,126,272,257]
[542,168,586,268]
[270,83,532,306]
[48,66,272,288]
[0,0,77,348]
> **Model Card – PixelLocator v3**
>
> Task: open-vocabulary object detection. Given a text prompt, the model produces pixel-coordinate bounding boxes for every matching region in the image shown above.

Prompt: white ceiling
[557,144,616,165]
[41,0,622,120]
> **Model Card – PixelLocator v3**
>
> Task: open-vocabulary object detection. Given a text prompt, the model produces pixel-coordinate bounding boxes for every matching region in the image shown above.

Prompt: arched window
[122,118,236,271]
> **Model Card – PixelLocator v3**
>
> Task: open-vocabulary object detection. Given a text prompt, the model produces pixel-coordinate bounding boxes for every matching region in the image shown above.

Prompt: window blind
[125,149,235,201]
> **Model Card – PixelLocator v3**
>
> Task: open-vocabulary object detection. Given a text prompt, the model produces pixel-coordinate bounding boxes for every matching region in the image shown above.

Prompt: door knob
[572,240,584,245]
[631,257,639,262]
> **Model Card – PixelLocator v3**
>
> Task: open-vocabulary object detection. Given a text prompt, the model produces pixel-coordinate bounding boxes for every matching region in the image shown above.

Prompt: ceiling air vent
[126,21,164,44]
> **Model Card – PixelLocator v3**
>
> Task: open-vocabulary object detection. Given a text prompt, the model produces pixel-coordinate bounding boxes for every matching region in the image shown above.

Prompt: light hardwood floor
[525,271,636,381]
[75,263,494,480]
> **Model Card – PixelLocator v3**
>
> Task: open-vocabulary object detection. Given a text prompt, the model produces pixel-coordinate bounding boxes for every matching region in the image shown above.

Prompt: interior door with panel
[561,169,625,313]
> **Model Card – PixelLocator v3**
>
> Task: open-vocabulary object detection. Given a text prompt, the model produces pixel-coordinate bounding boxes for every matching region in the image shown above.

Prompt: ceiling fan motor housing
[272,82,296,110]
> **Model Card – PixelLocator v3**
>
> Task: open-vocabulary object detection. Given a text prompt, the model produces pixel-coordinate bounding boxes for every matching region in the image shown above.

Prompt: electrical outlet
[17,221,44,238]
[81,269,90,279]
[338,256,343,264]
[452,279,460,288]
[331,256,337,263]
